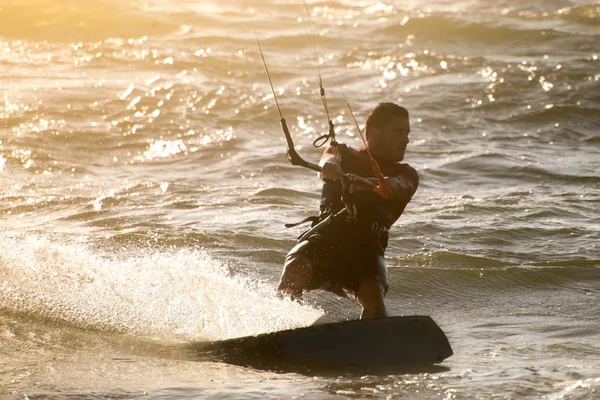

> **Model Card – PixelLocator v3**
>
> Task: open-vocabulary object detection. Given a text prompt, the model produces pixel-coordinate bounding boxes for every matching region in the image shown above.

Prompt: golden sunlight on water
[1,0,599,398]
[0,0,177,42]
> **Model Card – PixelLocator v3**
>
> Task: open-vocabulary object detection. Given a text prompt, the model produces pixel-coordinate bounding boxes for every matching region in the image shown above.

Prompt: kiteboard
[188,315,452,372]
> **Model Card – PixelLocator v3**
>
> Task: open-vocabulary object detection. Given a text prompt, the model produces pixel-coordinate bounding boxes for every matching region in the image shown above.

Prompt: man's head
[365,102,411,163]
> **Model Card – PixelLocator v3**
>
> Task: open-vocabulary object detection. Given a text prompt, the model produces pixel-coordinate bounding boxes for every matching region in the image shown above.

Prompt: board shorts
[283,222,389,299]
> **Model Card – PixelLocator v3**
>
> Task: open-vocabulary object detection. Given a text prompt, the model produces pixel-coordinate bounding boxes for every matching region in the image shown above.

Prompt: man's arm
[386,169,418,199]
[318,144,419,200]
[346,166,418,200]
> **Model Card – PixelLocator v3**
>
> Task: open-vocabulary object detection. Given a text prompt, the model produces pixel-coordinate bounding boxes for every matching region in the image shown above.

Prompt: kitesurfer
[277,102,418,319]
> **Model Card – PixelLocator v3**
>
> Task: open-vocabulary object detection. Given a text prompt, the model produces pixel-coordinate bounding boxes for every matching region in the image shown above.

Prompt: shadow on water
[189,349,452,377]
[114,334,452,377]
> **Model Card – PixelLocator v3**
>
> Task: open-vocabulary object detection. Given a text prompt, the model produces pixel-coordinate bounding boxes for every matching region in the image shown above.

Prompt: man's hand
[319,154,342,180]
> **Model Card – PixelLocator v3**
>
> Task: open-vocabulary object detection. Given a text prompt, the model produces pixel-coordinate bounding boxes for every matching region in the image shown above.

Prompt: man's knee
[277,255,313,299]
[281,254,312,283]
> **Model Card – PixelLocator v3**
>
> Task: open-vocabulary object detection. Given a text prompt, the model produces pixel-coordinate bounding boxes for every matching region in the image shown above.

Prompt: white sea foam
[0,235,322,341]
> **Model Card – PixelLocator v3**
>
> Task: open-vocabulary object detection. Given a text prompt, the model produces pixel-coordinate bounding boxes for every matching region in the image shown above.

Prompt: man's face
[366,116,411,162]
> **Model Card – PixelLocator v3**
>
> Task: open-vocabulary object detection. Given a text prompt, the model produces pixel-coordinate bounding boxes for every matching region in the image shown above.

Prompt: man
[277,102,418,318]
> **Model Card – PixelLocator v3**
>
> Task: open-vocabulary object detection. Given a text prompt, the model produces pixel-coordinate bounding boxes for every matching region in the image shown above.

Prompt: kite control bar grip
[281,118,321,172]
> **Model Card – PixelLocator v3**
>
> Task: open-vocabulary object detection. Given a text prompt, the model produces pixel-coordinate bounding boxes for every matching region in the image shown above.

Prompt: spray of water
[0,235,323,341]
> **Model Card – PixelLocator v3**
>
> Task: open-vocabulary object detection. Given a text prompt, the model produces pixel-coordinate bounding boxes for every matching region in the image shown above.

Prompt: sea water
[1,0,599,398]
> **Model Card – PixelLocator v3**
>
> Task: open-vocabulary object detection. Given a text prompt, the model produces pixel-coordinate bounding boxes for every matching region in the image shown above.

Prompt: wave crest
[0,0,177,42]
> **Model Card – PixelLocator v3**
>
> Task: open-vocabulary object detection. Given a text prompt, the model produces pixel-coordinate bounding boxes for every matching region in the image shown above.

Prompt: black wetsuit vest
[319,145,417,232]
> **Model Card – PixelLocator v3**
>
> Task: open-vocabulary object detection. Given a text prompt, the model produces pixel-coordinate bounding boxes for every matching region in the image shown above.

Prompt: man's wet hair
[365,102,409,138]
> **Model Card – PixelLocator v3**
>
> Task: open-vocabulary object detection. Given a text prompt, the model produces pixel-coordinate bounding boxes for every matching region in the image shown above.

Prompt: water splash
[0,235,322,341]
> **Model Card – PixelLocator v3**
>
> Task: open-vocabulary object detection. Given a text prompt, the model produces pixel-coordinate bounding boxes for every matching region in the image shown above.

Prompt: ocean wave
[500,104,600,127]
[0,0,178,42]
[558,4,600,26]
[395,251,507,269]
[388,254,599,296]
[427,152,600,185]
[378,13,569,46]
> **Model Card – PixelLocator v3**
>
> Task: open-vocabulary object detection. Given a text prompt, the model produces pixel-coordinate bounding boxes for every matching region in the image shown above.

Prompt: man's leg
[276,254,312,301]
[356,278,387,319]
